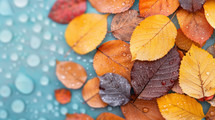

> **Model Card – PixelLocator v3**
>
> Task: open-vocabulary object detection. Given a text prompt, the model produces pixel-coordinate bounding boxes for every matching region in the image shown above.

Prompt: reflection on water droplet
[0,109,8,119]
[0,29,13,43]
[11,99,25,113]
[30,36,41,49]
[27,54,40,67]
[14,0,28,8]
[0,85,11,98]
[40,76,49,86]
[15,73,34,94]
[19,14,28,23]
[142,107,149,113]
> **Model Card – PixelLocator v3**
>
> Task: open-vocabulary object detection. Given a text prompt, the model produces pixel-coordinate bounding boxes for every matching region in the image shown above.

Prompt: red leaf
[55,88,71,104]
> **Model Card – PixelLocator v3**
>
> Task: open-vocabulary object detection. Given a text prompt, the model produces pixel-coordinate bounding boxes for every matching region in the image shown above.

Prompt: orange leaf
[177,8,214,46]
[55,88,71,104]
[82,77,107,108]
[93,40,134,82]
[56,61,87,89]
[66,113,94,120]
[204,0,215,28]
[139,0,179,17]
[96,112,124,120]
[206,106,215,120]
[89,0,135,13]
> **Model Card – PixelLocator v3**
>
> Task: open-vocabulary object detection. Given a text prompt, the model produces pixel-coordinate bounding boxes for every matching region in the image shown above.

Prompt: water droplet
[19,14,28,23]
[0,29,13,43]
[42,65,49,72]
[72,103,78,110]
[30,36,41,49]
[172,71,176,75]
[107,106,112,111]
[40,76,49,86]
[170,79,174,83]
[206,72,210,75]
[11,99,25,113]
[27,54,40,67]
[0,85,11,98]
[6,19,13,26]
[0,109,8,119]
[210,111,215,115]
[60,107,68,115]
[142,107,149,113]
[0,0,13,16]
[80,108,86,113]
[33,24,42,33]
[14,0,28,8]
[161,81,166,85]
[0,101,4,107]
[43,31,52,40]
[10,53,18,61]
[46,94,53,101]
[46,103,53,110]
[38,117,46,120]
[15,73,34,94]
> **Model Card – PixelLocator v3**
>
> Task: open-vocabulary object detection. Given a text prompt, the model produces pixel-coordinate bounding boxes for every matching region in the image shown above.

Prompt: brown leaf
[93,40,134,82]
[111,10,144,42]
[172,80,183,94]
[208,97,215,106]
[207,44,215,58]
[96,112,124,120]
[56,61,87,89]
[177,8,214,46]
[82,77,107,108]
[66,113,94,120]
[55,88,71,104]
[179,0,205,12]
[89,0,135,13]
[206,106,215,120]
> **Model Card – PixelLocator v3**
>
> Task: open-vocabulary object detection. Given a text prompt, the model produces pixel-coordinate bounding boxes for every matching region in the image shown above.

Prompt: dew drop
[40,76,49,86]
[30,36,41,49]
[60,107,68,115]
[0,109,8,119]
[11,99,25,113]
[15,73,34,94]
[80,108,86,113]
[33,24,42,33]
[0,85,11,98]
[72,103,78,110]
[107,106,112,111]
[206,72,210,75]
[43,31,52,40]
[38,117,46,120]
[0,29,13,43]
[142,107,149,113]
[10,53,18,61]
[210,111,215,115]
[19,14,28,23]
[161,81,166,85]
[6,19,13,26]
[27,54,40,67]
[0,0,13,16]
[14,0,28,8]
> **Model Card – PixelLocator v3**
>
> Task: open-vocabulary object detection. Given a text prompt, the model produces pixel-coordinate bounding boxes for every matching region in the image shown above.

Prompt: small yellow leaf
[65,13,108,55]
[204,0,215,28]
[157,93,205,120]
[179,45,215,99]
[130,15,177,61]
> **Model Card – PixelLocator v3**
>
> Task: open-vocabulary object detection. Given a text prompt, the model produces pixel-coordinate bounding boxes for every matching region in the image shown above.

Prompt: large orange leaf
[96,112,124,120]
[204,0,215,28]
[93,40,134,82]
[82,77,107,108]
[66,113,94,120]
[89,0,134,13]
[139,0,179,17]
[177,8,214,46]
[65,14,108,55]
[130,15,177,61]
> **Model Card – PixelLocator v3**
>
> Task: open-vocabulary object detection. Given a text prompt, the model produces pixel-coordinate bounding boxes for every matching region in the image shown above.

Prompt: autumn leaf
[175,29,201,51]
[207,44,215,58]
[206,106,215,120]
[157,93,205,120]
[179,45,215,99]
[66,113,94,120]
[139,0,179,18]
[121,96,164,120]
[82,77,107,108]
[89,0,135,13]
[96,112,124,120]
[111,10,144,42]
[48,0,86,24]
[204,0,215,28]
[65,13,108,55]
[208,97,215,106]
[179,0,205,12]
[130,15,177,61]
[177,8,214,46]
[131,47,180,100]
[56,61,87,89]
[99,73,131,107]
[55,88,71,104]
[171,80,183,94]
[93,40,134,82]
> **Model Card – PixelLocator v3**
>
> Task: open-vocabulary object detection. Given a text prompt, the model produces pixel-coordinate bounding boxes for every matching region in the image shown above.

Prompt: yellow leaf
[179,45,215,99]
[157,93,205,120]
[130,15,177,61]
[204,0,215,28]
[65,14,108,55]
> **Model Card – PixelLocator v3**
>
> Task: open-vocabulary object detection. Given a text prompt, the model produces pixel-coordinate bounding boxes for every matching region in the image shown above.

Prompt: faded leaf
[56,61,87,89]
[66,113,94,120]
[139,0,179,17]
[206,106,215,120]
[131,47,180,100]
[179,45,215,99]
[204,0,215,28]
[93,40,134,82]
[55,88,71,104]
[207,44,215,58]
[130,15,177,61]
[89,0,135,13]
[111,10,144,42]
[82,77,107,108]
[65,14,108,55]
[99,73,131,107]
[179,0,205,12]
[157,93,205,120]
[177,9,214,46]
[96,112,124,120]
[48,0,86,24]
[121,96,164,120]
[171,80,183,94]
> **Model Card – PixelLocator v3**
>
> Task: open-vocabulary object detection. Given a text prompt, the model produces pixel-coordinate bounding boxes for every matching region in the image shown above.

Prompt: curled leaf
[99,73,131,107]
[207,44,215,58]
[139,0,179,17]
[89,0,135,13]
[65,13,108,54]
[82,77,107,108]
[111,10,144,42]
[131,47,180,100]
[179,0,205,12]
[56,61,87,89]
[96,112,124,120]
[177,8,214,46]
[55,88,71,104]
[66,113,94,120]
[204,0,215,28]
[48,0,86,24]
[93,40,134,82]
[179,45,215,99]
[157,93,205,120]
[206,106,215,120]
[130,15,177,61]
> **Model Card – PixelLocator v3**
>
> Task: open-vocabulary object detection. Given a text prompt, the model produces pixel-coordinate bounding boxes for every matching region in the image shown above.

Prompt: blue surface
[0,0,214,120]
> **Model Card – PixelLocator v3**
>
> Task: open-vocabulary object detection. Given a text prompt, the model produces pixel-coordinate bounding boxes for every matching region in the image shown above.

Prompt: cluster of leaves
[49,0,215,119]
